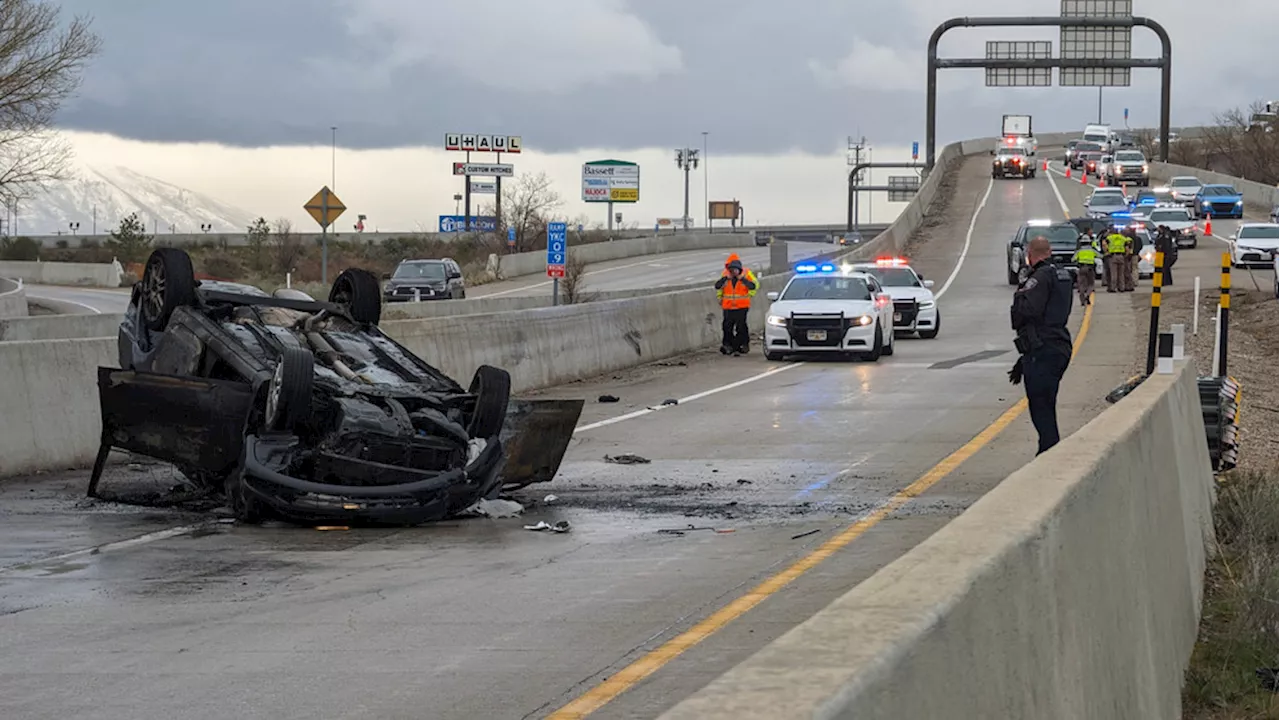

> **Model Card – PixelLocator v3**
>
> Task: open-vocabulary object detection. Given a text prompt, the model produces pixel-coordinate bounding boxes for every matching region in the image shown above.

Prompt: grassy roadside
[1148,288,1280,719]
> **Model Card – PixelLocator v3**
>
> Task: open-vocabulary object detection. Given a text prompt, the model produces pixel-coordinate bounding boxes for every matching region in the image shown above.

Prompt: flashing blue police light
[820,263,836,272]
[796,263,819,273]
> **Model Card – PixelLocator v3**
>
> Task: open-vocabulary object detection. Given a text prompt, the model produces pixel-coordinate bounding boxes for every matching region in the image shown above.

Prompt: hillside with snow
[16,165,259,236]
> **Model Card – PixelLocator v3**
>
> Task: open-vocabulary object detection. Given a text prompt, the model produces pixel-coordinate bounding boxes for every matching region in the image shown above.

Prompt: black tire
[467,365,511,440]
[862,325,883,362]
[140,248,196,332]
[1189,237,1198,249]
[764,350,784,361]
[920,311,940,339]
[265,346,314,433]
[329,268,383,325]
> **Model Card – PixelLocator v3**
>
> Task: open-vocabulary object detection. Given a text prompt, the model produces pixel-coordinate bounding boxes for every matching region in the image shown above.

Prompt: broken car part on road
[90,248,584,527]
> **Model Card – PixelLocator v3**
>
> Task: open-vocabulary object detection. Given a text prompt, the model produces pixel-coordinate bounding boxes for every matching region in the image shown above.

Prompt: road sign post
[547,221,567,305]
[507,226,516,249]
[303,186,346,284]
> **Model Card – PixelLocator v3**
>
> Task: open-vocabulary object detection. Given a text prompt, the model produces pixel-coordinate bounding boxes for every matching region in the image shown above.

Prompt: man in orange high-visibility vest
[714,253,758,355]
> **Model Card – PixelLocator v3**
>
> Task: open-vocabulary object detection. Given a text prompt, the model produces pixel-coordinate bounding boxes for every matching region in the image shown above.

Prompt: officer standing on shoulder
[1154,224,1178,286]
[1071,236,1097,306]
[1104,227,1128,292]
[1126,226,1144,291]
[1007,236,1074,455]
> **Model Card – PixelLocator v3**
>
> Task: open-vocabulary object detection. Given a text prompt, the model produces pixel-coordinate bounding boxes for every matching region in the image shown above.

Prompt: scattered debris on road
[315,526,349,531]
[661,398,679,406]
[657,524,736,536]
[598,394,620,403]
[736,479,752,485]
[604,454,651,465]
[655,360,688,367]
[524,520,571,533]
[790,529,821,540]
[543,494,559,504]
[461,498,525,518]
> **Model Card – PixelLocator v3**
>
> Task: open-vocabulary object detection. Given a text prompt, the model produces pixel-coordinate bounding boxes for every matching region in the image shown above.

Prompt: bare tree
[558,250,594,304]
[1138,102,1279,185]
[501,171,562,252]
[271,218,304,274]
[0,1,101,203]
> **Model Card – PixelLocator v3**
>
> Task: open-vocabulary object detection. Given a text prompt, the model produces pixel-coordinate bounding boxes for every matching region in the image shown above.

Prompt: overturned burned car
[89,248,582,525]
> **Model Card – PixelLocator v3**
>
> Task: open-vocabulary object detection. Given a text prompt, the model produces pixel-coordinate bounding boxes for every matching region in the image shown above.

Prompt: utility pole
[702,131,709,229]
[846,136,869,237]
[675,147,700,231]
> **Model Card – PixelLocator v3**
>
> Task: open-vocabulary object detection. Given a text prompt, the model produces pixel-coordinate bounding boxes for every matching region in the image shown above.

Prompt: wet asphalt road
[0,156,1106,720]
[468,242,829,299]
[23,285,131,314]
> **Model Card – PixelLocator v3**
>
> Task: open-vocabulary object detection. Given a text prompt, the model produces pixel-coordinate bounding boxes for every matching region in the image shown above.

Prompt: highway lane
[23,284,131,314]
[469,242,830,299]
[0,154,1111,720]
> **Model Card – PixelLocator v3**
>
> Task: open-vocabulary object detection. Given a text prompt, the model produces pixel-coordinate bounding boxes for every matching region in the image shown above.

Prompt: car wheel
[140,248,196,332]
[329,268,383,325]
[265,346,314,433]
[863,325,883,362]
[764,350,784,361]
[1189,237,1198,249]
[467,365,512,440]
[919,311,940,339]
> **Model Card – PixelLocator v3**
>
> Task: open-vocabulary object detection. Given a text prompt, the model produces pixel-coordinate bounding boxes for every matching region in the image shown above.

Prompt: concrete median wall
[662,361,1214,720]
[0,133,987,477]
[0,312,123,341]
[0,259,124,287]
[0,278,27,318]
[496,231,757,278]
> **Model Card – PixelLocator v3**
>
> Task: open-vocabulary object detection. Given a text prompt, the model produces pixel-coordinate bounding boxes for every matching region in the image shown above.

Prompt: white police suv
[847,258,940,339]
[763,262,896,362]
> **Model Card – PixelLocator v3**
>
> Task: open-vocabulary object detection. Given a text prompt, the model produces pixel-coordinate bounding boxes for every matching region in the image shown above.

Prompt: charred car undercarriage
[90,248,582,525]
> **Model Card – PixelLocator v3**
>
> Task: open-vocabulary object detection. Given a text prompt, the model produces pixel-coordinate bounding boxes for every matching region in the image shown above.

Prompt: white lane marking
[0,524,205,575]
[25,294,102,314]
[1045,164,1073,217]
[575,362,805,433]
[935,174,994,299]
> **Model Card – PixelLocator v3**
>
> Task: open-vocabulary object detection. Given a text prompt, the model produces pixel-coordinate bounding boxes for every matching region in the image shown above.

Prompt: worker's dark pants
[1023,348,1071,455]
[1161,253,1177,285]
[721,308,750,352]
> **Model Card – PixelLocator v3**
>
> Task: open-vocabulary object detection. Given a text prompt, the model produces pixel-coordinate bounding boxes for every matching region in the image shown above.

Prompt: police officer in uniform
[1008,236,1074,455]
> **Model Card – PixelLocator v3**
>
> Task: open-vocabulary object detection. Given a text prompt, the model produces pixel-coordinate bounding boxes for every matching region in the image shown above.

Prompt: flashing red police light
[874,257,908,266]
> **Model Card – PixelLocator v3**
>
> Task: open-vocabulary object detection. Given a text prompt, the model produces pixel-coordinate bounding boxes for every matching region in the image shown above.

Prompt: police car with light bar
[763,263,896,362]
[847,258,940,339]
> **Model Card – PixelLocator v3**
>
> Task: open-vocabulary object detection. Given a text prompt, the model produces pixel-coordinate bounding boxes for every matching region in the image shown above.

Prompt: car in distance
[1069,141,1104,170]
[383,258,466,302]
[1094,154,1113,179]
[848,258,940,339]
[1106,149,1150,187]
[1145,206,1199,248]
[1063,139,1080,167]
[1084,188,1130,219]
[992,146,1034,178]
[1006,220,1084,285]
[1079,151,1104,176]
[1228,223,1280,268]
[1194,184,1245,219]
[1168,176,1203,206]
[763,263,896,361]
[97,248,583,525]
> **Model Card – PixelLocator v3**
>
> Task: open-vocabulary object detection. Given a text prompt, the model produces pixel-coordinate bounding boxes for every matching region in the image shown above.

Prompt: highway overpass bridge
[0,125,1260,719]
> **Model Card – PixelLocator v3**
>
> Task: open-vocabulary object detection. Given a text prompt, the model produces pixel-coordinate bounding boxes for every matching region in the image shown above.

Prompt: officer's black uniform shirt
[1010,259,1074,358]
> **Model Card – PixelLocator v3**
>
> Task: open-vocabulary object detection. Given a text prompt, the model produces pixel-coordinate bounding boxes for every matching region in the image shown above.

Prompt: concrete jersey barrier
[0,132,1001,477]
[0,259,124,288]
[0,277,27,318]
[661,361,1214,720]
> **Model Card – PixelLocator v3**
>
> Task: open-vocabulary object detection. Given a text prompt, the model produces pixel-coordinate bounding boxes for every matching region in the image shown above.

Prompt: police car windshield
[1027,225,1081,249]
[393,262,447,280]
[1238,226,1279,240]
[1090,195,1127,207]
[1148,209,1190,222]
[781,276,872,301]
[858,267,920,287]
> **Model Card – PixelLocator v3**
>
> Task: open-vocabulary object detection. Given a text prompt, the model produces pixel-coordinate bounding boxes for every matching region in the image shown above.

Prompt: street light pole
[674,147,700,231]
[702,131,709,230]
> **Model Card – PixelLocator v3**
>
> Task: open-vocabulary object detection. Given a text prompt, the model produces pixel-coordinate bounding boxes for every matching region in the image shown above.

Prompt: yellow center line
[548,298,1097,719]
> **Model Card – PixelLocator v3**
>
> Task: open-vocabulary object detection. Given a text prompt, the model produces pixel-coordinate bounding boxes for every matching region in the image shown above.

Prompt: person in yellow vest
[1070,237,1097,306]
[1104,229,1128,292]
[714,253,758,355]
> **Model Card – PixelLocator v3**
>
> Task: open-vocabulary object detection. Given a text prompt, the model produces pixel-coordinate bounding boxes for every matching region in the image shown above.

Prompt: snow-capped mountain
[17,165,259,236]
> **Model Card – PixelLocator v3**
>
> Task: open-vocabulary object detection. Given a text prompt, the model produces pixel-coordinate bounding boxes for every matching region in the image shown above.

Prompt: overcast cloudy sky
[39,0,1280,229]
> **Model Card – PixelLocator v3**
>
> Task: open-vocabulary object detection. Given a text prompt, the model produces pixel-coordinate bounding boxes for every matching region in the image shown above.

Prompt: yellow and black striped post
[1145,250,1165,375]
[1218,252,1231,376]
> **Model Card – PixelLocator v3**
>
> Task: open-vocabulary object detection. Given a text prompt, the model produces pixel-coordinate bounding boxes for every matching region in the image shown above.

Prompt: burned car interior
[90,248,582,525]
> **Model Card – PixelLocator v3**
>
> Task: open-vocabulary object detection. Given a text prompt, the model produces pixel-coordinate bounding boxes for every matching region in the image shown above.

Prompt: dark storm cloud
[53,0,1280,154]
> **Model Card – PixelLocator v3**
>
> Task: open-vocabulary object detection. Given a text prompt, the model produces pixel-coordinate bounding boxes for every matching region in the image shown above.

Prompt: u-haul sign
[445,133,522,154]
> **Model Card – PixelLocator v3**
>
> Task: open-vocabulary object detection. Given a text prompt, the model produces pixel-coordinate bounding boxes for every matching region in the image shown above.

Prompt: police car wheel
[764,350,784,361]
[862,325,884,362]
[920,312,940,339]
